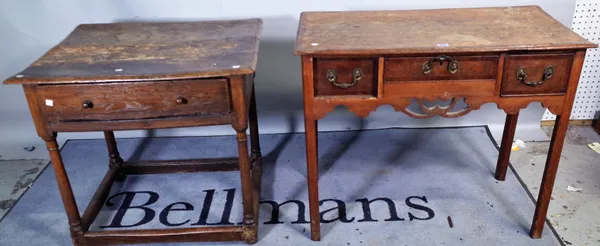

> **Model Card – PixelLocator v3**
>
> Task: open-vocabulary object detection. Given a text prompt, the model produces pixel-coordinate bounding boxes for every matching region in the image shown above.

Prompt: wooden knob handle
[176,97,188,105]
[82,100,93,109]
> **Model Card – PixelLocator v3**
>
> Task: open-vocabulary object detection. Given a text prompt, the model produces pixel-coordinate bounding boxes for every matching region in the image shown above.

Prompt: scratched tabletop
[294,6,594,55]
[4,18,262,84]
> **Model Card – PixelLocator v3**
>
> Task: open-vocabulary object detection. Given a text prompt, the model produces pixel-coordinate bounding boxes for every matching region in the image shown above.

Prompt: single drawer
[314,58,378,97]
[35,79,231,122]
[384,55,498,82]
[501,53,574,96]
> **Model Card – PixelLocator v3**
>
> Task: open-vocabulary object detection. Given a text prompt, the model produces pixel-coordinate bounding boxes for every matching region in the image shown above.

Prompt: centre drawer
[35,79,231,122]
[384,55,499,82]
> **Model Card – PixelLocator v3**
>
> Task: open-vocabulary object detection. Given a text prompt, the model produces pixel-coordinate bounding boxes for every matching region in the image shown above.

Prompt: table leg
[230,75,257,244]
[530,113,569,238]
[495,113,519,181]
[104,131,125,181]
[44,135,84,243]
[249,85,262,164]
[247,84,262,244]
[304,117,320,241]
[236,131,257,243]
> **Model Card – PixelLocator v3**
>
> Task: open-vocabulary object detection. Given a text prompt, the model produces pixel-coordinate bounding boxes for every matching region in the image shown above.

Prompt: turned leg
[304,117,320,241]
[104,131,125,181]
[230,75,257,244]
[236,130,257,243]
[530,114,570,238]
[495,113,519,181]
[44,135,84,243]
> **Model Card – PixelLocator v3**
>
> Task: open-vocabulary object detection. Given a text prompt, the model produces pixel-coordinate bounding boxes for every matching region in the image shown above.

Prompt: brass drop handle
[516,66,554,87]
[82,100,93,109]
[422,55,459,74]
[327,68,362,89]
[176,97,188,105]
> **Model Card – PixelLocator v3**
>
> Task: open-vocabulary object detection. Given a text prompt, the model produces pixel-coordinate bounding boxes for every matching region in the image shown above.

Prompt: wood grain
[121,158,240,174]
[530,50,586,238]
[81,167,118,231]
[47,115,232,132]
[296,8,594,241]
[495,113,519,181]
[4,19,262,84]
[501,53,574,96]
[314,58,377,96]
[383,80,495,99]
[294,6,595,55]
[8,19,264,245]
[301,56,321,241]
[384,55,498,82]
[83,227,243,244]
[36,79,230,122]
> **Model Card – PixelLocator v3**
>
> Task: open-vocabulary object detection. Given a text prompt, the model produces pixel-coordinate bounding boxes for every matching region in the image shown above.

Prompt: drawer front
[501,53,574,96]
[314,58,378,97]
[384,55,498,82]
[36,79,230,122]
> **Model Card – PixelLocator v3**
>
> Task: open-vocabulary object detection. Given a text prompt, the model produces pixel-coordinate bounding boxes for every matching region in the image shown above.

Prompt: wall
[0,0,578,159]
[543,0,600,121]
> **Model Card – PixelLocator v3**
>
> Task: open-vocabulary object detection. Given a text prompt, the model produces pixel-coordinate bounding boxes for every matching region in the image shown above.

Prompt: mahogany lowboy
[294,6,597,241]
[4,19,264,245]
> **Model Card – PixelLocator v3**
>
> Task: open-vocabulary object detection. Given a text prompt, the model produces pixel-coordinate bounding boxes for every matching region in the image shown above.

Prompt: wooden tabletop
[5,18,262,84]
[294,6,596,55]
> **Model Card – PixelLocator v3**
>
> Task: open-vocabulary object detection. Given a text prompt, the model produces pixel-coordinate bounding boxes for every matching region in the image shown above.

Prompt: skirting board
[540,120,595,126]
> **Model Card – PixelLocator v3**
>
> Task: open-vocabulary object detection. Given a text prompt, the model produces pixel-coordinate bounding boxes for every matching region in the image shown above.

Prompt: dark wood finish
[103,131,125,181]
[302,56,321,241]
[83,227,243,245]
[47,115,232,132]
[103,131,123,168]
[384,55,498,82]
[35,79,230,122]
[495,113,519,181]
[4,19,262,84]
[501,53,574,96]
[594,119,600,135]
[81,167,118,230]
[122,158,240,174]
[5,19,263,245]
[313,58,378,96]
[295,7,595,241]
[531,50,586,238]
[294,6,595,55]
[384,80,495,98]
[46,138,84,239]
[248,84,263,243]
[229,75,258,243]
[494,54,507,95]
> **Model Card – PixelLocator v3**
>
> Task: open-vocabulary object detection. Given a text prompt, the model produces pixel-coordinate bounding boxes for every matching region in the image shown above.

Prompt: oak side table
[294,6,596,241]
[3,19,263,245]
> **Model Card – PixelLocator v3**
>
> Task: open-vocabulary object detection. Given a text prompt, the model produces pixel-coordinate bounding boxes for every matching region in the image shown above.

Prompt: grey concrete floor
[510,126,600,246]
[0,159,47,219]
[0,126,598,244]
